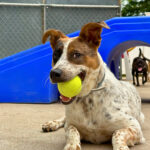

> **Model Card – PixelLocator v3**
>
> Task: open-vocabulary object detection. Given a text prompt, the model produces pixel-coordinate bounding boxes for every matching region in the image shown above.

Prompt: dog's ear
[42,29,67,49]
[79,21,110,49]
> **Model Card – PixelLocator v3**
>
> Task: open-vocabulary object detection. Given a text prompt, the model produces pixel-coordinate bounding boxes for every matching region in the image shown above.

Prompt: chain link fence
[0,0,120,58]
[46,7,118,34]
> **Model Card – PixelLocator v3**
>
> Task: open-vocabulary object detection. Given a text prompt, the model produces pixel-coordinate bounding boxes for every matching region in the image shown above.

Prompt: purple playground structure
[0,16,150,103]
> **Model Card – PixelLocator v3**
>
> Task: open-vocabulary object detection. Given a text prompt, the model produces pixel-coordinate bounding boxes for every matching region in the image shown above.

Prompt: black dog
[132,49,148,86]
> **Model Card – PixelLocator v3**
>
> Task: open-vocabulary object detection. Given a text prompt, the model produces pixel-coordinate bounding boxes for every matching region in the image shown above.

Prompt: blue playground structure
[0,16,150,103]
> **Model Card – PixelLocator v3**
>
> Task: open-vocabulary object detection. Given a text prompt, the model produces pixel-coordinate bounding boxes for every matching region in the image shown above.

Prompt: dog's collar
[91,73,105,91]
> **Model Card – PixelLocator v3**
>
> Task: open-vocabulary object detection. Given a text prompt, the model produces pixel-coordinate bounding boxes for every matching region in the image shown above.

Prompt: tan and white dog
[42,22,145,150]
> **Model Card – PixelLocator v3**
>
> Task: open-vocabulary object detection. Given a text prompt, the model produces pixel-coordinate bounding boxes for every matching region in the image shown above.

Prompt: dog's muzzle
[50,68,66,83]
[50,68,62,79]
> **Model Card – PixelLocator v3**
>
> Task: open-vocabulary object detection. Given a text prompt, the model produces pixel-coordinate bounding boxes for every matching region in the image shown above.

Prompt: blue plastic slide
[0,16,150,103]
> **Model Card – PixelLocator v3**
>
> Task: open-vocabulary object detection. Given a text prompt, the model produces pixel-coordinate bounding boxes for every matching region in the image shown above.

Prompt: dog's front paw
[42,121,59,132]
[64,144,81,150]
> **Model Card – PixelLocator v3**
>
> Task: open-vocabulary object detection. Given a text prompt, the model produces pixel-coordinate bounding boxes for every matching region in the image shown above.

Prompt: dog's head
[133,57,147,72]
[42,22,109,104]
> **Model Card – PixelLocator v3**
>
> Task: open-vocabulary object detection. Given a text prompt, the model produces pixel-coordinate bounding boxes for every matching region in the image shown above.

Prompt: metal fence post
[42,0,46,34]
[0,1,120,58]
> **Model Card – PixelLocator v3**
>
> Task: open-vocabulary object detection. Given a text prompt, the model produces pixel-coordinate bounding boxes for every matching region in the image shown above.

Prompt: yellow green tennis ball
[57,76,82,98]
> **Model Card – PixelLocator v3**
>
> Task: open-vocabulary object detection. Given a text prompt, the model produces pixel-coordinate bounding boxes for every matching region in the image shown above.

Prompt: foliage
[121,0,150,16]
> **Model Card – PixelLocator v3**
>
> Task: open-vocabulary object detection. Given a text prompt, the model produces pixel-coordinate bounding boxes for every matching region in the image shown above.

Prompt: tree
[121,0,150,16]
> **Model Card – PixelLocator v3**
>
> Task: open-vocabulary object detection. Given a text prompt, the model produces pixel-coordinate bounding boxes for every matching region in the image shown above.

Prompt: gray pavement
[0,80,150,150]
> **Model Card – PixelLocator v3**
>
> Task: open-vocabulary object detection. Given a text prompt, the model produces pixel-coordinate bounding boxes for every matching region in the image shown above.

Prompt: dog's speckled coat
[42,22,145,150]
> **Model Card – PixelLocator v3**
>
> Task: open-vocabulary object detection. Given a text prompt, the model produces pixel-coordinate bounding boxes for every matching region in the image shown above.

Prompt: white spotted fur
[42,38,145,150]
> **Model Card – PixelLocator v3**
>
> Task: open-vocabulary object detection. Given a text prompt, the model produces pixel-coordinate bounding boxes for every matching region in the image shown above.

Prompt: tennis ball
[57,76,82,98]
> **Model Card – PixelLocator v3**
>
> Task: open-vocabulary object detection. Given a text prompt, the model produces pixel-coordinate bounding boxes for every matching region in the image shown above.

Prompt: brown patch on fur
[43,22,109,69]
[127,128,137,141]
[51,39,68,67]
[42,29,67,49]
[113,128,138,146]
[76,145,81,150]
[54,39,64,50]
[67,38,99,69]
[79,22,109,49]
[52,60,54,67]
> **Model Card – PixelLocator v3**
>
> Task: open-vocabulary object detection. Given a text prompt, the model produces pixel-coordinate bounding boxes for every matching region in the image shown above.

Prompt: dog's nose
[50,69,62,81]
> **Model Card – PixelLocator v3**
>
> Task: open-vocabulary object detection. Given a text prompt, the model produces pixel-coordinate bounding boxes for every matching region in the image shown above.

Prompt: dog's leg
[144,72,147,83]
[42,117,65,132]
[132,70,135,85]
[136,72,140,86]
[142,72,147,84]
[142,74,145,85]
[64,125,81,150]
[112,120,145,150]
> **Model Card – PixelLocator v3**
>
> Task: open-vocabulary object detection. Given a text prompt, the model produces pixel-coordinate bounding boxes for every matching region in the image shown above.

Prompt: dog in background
[132,49,148,86]
[42,22,145,150]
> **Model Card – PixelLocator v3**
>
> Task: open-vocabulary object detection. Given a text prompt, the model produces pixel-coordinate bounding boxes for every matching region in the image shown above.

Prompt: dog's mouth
[59,71,86,105]
[138,67,143,72]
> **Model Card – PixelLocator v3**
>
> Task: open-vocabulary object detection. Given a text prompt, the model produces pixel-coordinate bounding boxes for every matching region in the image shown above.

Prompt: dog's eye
[73,52,81,59]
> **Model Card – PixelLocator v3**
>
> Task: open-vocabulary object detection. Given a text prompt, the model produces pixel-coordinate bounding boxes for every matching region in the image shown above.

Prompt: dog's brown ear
[42,29,67,49]
[79,21,110,49]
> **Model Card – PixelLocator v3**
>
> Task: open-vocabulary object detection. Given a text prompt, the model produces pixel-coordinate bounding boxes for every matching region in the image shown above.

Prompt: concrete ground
[136,82,150,101]
[0,81,150,150]
[128,78,150,101]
